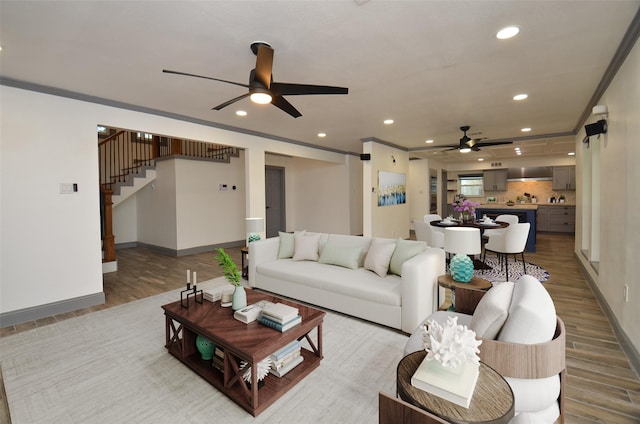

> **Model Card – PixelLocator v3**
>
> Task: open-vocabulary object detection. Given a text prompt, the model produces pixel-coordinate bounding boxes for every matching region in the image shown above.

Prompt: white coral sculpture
[240,357,272,383]
[421,316,482,369]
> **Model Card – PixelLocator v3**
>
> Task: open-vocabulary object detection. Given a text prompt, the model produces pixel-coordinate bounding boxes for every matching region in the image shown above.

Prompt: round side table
[397,351,514,424]
[437,274,492,313]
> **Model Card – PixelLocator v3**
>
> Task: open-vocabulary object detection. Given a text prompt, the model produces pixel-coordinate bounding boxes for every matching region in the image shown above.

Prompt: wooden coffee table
[162,290,325,416]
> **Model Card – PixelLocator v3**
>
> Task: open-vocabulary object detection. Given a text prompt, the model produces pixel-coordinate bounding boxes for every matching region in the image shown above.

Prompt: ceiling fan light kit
[437,125,514,153]
[163,41,348,118]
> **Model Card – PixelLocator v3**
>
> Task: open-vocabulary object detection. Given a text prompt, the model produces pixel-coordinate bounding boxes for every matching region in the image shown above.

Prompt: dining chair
[482,214,519,241]
[482,222,530,281]
[423,214,444,248]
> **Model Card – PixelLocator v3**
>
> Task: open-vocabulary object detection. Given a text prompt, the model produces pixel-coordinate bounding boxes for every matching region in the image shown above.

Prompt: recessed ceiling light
[521,127,532,132]
[236,110,247,116]
[497,26,520,40]
[568,152,575,156]
[384,119,394,125]
[478,158,485,161]
[425,139,434,144]
[513,94,528,101]
[317,132,326,138]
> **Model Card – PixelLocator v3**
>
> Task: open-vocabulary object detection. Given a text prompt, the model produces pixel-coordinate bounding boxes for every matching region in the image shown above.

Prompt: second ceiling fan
[442,126,513,152]
[163,42,348,118]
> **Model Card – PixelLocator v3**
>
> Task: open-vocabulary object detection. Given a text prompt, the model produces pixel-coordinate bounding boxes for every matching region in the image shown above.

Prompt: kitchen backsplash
[449,180,576,204]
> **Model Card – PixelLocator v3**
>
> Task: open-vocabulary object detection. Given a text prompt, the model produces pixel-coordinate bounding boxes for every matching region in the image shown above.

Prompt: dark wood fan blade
[212,93,250,110]
[270,82,348,96]
[271,95,302,118]
[254,45,274,89]
[475,141,513,147]
[163,69,249,88]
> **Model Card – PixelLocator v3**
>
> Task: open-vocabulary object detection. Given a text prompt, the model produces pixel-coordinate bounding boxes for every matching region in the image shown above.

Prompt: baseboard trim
[137,240,245,257]
[576,254,640,379]
[0,292,105,328]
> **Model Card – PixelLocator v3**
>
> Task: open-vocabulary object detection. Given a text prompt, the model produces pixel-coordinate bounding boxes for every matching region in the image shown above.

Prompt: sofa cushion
[277,230,305,259]
[256,259,402,306]
[319,244,362,270]
[319,234,371,267]
[470,281,514,339]
[498,275,556,344]
[293,233,321,262]
[389,239,427,276]
[364,238,397,277]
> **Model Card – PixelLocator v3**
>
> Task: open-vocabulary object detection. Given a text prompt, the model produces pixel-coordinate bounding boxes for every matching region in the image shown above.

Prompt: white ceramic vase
[232,285,247,311]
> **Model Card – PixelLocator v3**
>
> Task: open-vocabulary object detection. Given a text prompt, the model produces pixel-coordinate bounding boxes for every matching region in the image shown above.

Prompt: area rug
[474,256,550,283]
[0,279,408,424]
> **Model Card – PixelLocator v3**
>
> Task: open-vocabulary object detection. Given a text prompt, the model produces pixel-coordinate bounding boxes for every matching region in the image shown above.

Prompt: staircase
[98,129,240,273]
[111,165,157,207]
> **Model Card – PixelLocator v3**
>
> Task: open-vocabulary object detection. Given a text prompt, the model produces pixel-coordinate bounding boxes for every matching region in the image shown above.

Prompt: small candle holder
[181,283,204,308]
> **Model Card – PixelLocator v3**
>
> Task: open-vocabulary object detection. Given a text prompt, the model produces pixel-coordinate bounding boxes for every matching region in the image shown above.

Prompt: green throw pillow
[277,230,305,259]
[389,239,425,276]
[319,244,363,270]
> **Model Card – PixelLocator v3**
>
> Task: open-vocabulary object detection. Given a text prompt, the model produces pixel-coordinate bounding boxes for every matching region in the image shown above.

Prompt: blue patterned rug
[473,256,550,283]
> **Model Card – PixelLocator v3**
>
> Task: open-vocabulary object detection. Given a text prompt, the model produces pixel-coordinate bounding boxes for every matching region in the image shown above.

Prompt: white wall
[408,159,431,228]
[363,141,410,239]
[265,153,362,235]
[175,155,245,249]
[137,159,178,249]
[576,37,640,354]
[0,88,104,313]
[112,194,137,244]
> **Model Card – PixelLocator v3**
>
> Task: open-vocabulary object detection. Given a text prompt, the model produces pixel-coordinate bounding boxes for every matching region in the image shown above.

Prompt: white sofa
[248,232,446,333]
[404,275,565,423]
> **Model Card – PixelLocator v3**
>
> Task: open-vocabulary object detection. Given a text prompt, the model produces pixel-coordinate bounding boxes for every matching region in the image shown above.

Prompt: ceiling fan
[442,125,513,153]
[163,42,348,118]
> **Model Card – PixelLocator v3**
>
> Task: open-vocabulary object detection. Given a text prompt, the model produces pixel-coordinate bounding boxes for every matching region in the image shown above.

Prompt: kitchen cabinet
[552,166,576,190]
[537,205,575,233]
[483,169,508,191]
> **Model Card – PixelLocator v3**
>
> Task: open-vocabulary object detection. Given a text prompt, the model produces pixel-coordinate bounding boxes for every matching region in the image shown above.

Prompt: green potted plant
[214,248,245,310]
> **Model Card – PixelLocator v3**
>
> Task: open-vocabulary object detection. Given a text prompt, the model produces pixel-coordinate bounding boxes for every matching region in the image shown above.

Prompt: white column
[244,147,266,240]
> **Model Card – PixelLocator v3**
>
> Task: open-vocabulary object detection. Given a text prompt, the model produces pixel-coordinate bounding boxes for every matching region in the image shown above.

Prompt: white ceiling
[1,1,638,164]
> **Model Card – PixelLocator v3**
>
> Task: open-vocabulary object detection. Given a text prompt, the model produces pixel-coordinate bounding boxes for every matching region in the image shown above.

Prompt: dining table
[430,218,510,270]
[429,218,510,231]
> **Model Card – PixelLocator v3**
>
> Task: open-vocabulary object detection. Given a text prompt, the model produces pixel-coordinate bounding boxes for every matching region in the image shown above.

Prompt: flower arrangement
[421,316,482,369]
[451,199,480,215]
[214,248,241,286]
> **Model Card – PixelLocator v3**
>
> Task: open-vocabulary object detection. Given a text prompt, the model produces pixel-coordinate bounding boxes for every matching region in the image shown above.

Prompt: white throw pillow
[364,238,397,277]
[498,275,557,344]
[470,281,515,339]
[277,230,305,259]
[389,239,426,276]
[292,233,321,261]
[319,244,362,270]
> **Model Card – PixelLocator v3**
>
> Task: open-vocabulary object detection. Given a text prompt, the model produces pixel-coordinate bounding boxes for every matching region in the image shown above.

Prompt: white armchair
[404,275,565,424]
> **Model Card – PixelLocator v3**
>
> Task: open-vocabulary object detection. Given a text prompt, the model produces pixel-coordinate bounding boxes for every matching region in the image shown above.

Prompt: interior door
[265,166,286,238]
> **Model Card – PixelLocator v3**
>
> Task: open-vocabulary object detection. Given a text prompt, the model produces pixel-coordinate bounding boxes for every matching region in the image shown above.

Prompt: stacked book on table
[411,357,479,408]
[212,346,225,374]
[268,340,304,378]
[257,303,302,332]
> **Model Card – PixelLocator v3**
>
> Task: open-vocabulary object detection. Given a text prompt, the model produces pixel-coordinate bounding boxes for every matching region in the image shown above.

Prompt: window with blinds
[459,174,484,197]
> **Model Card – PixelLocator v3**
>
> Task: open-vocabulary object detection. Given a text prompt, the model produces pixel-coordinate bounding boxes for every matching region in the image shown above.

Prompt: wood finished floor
[1,234,639,423]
